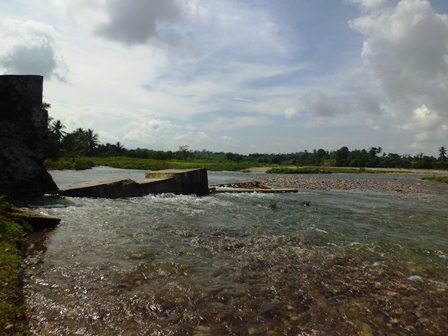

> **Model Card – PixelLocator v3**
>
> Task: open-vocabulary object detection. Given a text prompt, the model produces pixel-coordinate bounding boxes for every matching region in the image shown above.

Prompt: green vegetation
[45,157,95,170]
[422,176,448,184]
[0,197,30,335]
[45,156,266,171]
[45,106,448,171]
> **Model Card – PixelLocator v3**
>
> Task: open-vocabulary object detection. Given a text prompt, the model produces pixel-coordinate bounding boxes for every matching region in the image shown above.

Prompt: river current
[24,167,448,335]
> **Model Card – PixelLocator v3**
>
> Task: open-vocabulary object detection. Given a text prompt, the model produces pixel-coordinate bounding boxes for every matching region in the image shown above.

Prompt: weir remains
[0,75,58,200]
[59,169,210,198]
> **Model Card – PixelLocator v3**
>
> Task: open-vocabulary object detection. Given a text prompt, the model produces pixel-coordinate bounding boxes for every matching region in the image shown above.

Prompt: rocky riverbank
[256,176,424,194]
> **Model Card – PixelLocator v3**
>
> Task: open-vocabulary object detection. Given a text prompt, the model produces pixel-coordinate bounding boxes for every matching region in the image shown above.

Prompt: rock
[267,202,278,209]
[0,75,58,200]
[19,212,61,230]
[408,275,423,282]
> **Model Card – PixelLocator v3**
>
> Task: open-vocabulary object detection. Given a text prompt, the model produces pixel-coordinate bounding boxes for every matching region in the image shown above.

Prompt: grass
[0,197,30,335]
[422,176,448,184]
[45,157,95,170]
[45,156,269,171]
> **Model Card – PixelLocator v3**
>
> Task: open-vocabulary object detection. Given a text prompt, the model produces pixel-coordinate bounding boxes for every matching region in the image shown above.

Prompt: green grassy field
[0,198,30,335]
[45,156,269,171]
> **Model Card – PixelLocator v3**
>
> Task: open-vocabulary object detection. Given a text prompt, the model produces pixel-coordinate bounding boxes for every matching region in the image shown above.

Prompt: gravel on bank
[253,176,424,194]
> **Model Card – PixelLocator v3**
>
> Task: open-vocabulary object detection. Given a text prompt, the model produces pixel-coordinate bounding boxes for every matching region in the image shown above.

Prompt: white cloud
[205,115,272,130]
[348,0,387,11]
[350,0,448,113]
[175,131,212,148]
[122,118,173,142]
[0,19,65,79]
[350,0,448,151]
[284,107,299,120]
[403,104,439,130]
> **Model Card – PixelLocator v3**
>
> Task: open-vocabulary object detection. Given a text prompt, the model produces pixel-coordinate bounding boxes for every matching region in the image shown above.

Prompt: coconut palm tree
[50,120,66,142]
[439,146,447,161]
[85,129,99,156]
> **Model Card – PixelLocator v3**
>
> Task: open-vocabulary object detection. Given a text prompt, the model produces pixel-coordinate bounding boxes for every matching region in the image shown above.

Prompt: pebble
[65,309,77,319]
[408,275,423,282]
[255,176,423,194]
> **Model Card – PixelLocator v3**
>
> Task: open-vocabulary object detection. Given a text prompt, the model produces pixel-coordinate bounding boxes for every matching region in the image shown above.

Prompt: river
[24,167,448,335]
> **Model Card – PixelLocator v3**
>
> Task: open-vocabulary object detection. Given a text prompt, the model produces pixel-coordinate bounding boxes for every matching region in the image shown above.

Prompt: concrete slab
[145,168,209,196]
[59,168,209,198]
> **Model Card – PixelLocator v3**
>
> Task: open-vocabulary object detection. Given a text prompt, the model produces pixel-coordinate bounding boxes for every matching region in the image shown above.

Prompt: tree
[335,146,349,167]
[85,129,99,156]
[178,145,190,160]
[50,120,66,142]
[439,146,447,162]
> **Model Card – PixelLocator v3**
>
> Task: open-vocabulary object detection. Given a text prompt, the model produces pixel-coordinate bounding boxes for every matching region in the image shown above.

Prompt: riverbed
[24,167,448,335]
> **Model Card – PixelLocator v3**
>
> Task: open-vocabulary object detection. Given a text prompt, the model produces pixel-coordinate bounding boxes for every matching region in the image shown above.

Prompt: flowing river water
[24,167,447,335]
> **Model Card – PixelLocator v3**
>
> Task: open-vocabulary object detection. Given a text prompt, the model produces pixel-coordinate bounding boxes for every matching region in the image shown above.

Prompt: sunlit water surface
[24,167,448,335]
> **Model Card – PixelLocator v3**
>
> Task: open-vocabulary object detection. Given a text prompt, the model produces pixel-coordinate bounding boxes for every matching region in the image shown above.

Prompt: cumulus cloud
[402,104,447,147]
[122,118,173,143]
[350,0,448,149]
[350,0,448,114]
[175,131,212,148]
[403,104,439,130]
[0,19,64,79]
[96,0,182,45]
[2,44,57,77]
[348,0,387,11]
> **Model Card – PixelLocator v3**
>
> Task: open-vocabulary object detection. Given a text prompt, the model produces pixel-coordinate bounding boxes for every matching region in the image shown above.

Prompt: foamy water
[24,167,448,335]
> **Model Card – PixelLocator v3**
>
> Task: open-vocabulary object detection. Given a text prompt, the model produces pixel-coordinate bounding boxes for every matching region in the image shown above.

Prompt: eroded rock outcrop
[0,75,58,200]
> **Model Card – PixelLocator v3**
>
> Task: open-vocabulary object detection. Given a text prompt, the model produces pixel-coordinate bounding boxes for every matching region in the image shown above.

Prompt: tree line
[46,111,448,169]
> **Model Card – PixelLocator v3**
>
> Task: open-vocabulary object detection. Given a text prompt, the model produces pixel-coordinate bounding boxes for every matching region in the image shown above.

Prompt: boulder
[0,75,58,200]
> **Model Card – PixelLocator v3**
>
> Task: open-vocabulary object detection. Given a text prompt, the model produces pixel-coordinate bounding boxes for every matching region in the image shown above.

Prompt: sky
[1,0,448,155]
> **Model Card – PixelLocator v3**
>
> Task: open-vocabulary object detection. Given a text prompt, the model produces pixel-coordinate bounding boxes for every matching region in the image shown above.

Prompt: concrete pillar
[0,75,58,200]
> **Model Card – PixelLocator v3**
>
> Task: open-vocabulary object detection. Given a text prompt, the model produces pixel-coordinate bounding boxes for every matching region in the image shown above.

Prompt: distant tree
[439,146,447,162]
[85,129,99,156]
[335,146,349,167]
[50,120,66,142]
[225,152,242,162]
[178,145,190,160]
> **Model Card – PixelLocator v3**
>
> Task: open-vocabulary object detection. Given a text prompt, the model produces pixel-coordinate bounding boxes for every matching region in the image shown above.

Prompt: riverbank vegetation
[422,176,448,184]
[46,110,448,171]
[0,197,30,335]
[45,156,265,171]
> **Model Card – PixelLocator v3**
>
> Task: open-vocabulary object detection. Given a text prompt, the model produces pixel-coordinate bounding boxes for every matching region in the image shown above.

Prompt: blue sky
[1,0,448,154]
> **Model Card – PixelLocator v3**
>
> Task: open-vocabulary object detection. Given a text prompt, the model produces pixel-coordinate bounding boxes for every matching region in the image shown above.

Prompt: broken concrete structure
[145,169,209,195]
[59,168,209,198]
[0,75,58,200]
